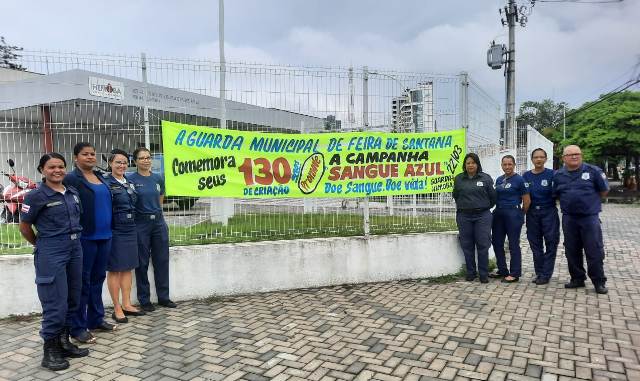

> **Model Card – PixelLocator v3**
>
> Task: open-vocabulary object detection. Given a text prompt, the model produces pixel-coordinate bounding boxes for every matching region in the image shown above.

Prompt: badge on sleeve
[601,173,607,179]
[21,204,31,213]
[582,172,590,180]
[156,184,161,192]
[476,181,483,187]
[541,179,548,187]
[524,182,530,188]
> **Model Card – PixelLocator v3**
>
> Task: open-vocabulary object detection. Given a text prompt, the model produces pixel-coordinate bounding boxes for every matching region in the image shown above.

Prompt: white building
[391,82,434,133]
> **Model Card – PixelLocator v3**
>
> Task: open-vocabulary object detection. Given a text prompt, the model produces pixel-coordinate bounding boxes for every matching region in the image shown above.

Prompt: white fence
[0,51,505,253]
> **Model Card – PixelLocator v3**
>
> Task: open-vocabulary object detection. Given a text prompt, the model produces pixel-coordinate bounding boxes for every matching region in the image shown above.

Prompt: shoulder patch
[601,172,607,179]
[21,204,31,213]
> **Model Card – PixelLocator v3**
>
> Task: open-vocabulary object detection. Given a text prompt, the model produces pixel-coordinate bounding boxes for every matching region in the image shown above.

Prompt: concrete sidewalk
[1,204,639,381]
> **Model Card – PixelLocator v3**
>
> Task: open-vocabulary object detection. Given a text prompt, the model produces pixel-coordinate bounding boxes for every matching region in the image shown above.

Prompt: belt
[458,208,489,214]
[532,205,555,210]
[497,205,521,209]
[136,212,163,220]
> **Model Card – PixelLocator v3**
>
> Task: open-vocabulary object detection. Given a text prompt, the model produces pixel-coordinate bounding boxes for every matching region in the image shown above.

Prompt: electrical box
[487,44,505,70]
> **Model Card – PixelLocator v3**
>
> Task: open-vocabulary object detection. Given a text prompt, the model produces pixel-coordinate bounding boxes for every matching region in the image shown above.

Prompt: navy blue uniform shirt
[552,163,609,215]
[126,172,164,214]
[495,173,528,207]
[523,168,555,208]
[20,183,83,238]
[452,172,497,210]
[106,174,138,215]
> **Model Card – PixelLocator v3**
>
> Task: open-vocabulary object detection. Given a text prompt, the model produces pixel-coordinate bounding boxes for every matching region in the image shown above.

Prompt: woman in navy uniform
[127,147,176,312]
[105,149,145,323]
[64,142,116,344]
[490,155,530,283]
[452,153,497,283]
[523,148,559,285]
[19,153,89,370]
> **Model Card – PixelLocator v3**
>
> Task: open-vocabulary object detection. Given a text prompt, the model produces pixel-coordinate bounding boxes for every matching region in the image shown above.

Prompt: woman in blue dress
[19,153,89,370]
[64,142,116,344]
[490,155,531,283]
[105,149,145,323]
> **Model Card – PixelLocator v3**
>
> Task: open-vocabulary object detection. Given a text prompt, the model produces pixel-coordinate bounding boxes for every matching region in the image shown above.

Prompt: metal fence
[0,51,502,253]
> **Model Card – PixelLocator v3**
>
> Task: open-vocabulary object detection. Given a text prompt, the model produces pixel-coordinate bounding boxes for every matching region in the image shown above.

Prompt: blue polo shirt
[20,183,83,238]
[552,163,609,215]
[495,173,528,207]
[126,172,164,214]
[523,168,555,208]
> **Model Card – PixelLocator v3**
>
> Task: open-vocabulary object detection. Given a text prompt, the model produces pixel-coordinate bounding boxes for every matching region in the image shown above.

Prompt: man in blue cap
[553,145,609,294]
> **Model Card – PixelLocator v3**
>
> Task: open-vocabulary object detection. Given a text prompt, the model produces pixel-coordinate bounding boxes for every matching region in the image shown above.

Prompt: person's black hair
[37,152,66,182]
[132,147,150,161]
[462,153,483,174]
[501,155,516,164]
[530,148,547,159]
[73,142,94,156]
[108,148,129,164]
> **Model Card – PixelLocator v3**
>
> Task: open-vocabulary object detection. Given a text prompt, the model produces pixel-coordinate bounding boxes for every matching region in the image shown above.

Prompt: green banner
[161,121,466,198]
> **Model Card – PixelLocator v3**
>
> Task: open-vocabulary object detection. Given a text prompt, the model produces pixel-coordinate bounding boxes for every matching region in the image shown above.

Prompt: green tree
[0,36,25,70]
[517,99,568,136]
[555,91,640,185]
[560,91,640,162]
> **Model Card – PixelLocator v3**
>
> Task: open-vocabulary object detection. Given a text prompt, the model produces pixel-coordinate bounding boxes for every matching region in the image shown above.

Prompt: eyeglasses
[563,153,581,158]
[136,156,151,161]
[113,161,128,166]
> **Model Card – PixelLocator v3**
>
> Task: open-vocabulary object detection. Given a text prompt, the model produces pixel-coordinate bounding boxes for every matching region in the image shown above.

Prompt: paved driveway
[1,204,639,380]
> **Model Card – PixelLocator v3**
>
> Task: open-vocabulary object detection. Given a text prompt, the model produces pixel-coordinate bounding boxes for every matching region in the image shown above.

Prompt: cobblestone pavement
[1,204,639,381]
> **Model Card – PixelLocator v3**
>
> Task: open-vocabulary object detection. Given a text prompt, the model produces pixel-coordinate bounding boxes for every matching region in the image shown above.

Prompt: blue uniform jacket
[105,174,138,222]
[552,163,609,216]
[63,168,112,236]
[20,182,83,238]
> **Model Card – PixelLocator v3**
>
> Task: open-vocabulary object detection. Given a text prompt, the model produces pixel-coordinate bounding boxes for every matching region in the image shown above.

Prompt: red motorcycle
[0,159,37,223]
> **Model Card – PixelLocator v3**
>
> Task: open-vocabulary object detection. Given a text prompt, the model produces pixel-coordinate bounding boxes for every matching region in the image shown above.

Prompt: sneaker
[564,279,585,289]
[158,299,177,308]
[594,284,608,294]
[140,303,156,312]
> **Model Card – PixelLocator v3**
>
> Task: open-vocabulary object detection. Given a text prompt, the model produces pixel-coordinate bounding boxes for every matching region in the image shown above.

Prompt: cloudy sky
[2,0,639,108]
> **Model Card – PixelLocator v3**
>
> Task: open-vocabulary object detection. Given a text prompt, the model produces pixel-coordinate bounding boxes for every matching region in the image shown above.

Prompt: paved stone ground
[1,204,639,381]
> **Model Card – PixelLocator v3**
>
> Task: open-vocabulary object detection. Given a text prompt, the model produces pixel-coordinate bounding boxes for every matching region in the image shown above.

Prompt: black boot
[59,328,89,358]
[42,337,69,371]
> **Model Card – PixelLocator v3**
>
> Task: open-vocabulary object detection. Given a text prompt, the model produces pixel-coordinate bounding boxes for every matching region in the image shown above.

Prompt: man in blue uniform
[553,145,609,294]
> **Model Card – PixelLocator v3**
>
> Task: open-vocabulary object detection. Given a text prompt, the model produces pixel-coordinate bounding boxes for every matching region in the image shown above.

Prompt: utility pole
[505,0,517,150]
[488,1,535,150]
